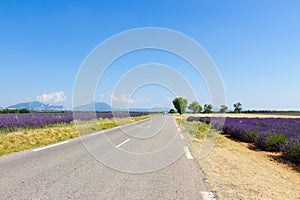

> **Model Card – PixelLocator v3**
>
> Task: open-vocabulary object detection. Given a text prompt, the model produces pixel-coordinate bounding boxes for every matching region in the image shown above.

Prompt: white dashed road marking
[201,192,217,200]
[180,133,185,140]
[183,146,194,160]
[116,138,130,148]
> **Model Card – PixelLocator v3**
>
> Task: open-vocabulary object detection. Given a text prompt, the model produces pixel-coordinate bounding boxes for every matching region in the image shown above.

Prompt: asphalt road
[0,115,216,200]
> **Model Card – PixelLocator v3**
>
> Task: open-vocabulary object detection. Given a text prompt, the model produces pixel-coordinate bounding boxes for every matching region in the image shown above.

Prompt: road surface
[0,115,216,199]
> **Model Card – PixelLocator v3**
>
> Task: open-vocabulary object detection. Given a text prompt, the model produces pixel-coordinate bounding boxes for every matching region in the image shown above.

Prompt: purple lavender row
[187,116,300,163]
[0,112,148,132]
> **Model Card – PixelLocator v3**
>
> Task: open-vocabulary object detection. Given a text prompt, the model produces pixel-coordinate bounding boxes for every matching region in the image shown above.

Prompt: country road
[0,115,216,199]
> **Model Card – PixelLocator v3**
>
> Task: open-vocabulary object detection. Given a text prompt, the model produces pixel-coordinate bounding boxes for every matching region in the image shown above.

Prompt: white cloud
[36,91,67,104]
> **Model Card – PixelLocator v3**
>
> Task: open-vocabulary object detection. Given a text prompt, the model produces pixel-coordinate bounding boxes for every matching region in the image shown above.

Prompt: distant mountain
[73,101,169,112]
[74,101,112,111]
[127,107,170,112]
[7,101,64,111]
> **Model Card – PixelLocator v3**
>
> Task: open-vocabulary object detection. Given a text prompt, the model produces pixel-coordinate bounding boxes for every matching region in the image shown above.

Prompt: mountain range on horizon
[2,101,170,112]
[73,101,170,112]
[6,101,64,111]
[73,101,112,112]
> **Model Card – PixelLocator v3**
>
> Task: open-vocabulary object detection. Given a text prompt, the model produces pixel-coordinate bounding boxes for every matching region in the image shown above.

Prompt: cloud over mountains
[36,91,66,104]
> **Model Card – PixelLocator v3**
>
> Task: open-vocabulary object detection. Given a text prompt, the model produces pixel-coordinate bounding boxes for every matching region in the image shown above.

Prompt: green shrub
[256,133,287,152]
[244,130,257,143]
[168,109,177,114]
[265,134,287,151]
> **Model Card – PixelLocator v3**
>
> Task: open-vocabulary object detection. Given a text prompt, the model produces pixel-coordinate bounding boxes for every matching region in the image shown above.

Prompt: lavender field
[187,116,300,163]
[0,112,148,132]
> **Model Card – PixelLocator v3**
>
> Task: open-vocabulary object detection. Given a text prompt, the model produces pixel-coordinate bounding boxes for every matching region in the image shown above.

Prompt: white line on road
[180,133,185,140]
[32,141,69,152]
[201,192,217,200]
[116,138,130,148]
[183,146,194,160]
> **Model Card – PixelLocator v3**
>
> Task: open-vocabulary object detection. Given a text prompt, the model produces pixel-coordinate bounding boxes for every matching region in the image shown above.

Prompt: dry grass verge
[176,115,300,200]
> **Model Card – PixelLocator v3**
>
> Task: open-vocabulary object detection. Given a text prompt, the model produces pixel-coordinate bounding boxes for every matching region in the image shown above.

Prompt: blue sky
[0,0,299,110]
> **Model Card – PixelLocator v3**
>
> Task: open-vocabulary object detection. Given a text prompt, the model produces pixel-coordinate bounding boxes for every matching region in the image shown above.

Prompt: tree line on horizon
[0,108,31,114]
[170,97,242,115]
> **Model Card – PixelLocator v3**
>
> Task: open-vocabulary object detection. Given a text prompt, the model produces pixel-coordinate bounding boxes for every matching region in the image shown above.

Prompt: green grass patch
[176,117,210,140]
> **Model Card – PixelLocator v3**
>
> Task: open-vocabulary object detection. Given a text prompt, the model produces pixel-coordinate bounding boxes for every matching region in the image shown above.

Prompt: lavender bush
[281,135,300,163]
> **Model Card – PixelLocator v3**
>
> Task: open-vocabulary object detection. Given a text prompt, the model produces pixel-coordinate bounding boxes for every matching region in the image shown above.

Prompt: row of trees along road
[171,97,242,115]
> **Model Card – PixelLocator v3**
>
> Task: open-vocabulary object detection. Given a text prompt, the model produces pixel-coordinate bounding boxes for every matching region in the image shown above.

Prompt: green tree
[203,104,213,113]
[168,109,177,114]
[233,102,242,113]
[19,108,30,113]
[172,97,188,115]
[220,105,228,113]
[188,101,202,113]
